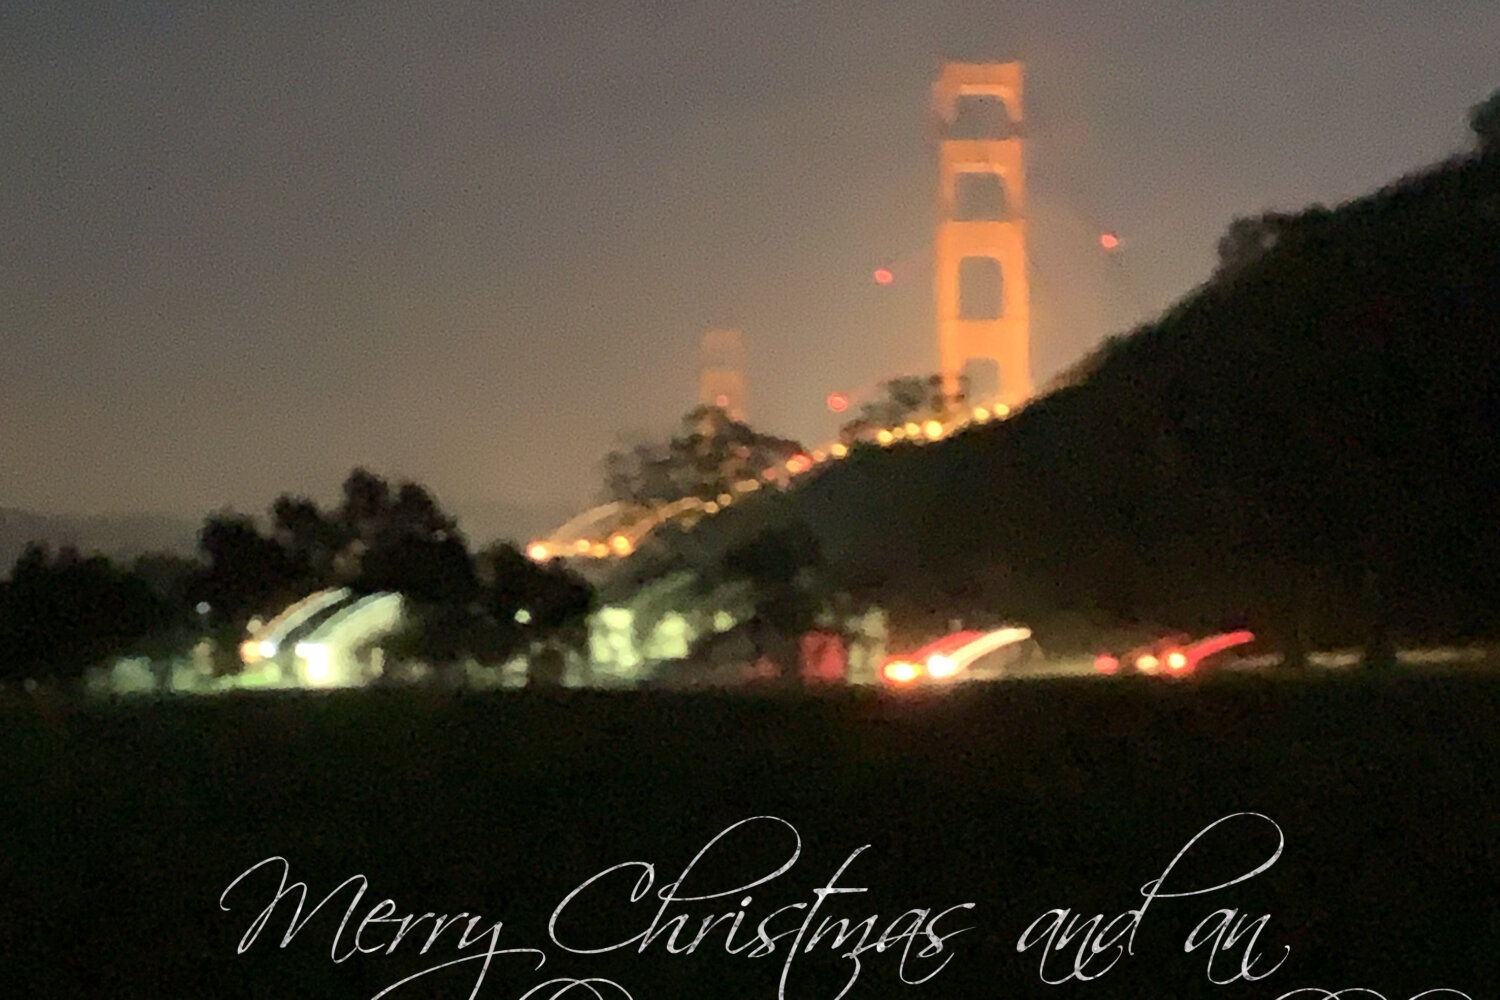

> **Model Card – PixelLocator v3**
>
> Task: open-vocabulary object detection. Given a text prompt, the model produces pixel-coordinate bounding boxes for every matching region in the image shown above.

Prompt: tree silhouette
[722,522,824,673]
[270,494,347,590]
[339,467,392,539]
[847,374,957,432]
[197,513,298,631]
[477,543,594,653]
[0,544,174,682]
[600,406,804,506]
[1212,210,1331,278]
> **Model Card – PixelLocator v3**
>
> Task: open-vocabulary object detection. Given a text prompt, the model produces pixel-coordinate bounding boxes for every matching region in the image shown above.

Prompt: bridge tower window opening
[954,171,1009,221]
[958,256,1004,321]
[947,94,1016,141]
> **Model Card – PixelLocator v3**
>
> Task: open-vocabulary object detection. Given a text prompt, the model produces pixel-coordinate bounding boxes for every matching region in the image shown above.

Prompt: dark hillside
[620,151,1500,649]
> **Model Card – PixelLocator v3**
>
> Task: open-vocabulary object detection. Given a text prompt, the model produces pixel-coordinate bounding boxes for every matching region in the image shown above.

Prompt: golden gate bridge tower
[698,327,747,422]
[932,61,1032,408]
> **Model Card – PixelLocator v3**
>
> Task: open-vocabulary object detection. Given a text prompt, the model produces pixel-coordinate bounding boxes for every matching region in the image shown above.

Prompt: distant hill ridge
[1,497,578,576]
[0,508,201,570]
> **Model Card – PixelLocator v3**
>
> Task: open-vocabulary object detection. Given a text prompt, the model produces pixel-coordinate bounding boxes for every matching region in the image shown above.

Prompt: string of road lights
[525,400,1015,564]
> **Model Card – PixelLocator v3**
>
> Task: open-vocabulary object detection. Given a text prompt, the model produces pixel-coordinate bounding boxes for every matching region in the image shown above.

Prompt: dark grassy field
[3,671,1497,1000]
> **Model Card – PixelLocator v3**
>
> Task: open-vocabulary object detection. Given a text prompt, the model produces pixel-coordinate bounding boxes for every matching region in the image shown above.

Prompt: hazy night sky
[3,0,1496,522]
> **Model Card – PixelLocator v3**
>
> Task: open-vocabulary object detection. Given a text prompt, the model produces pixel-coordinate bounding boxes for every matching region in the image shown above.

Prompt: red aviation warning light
[827,392,849,413]
[1099,232,1121,251]
[873,267,895,285]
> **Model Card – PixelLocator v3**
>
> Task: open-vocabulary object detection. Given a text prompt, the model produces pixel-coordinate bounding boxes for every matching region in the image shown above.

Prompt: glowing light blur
[295,642,333,685]
[880,627,1030,686]
[923,420,943,439]
[1136,653,1159,672]
[927,654,959,678]
[1187,630,1257,664]
[876,430,894,445]
[873,268,894,285]
[1167,650,1188,671]
[1100,232,1120,250]
[527,542,549,561]
[827,392,849,412]
[609,534,633,556]
[883,661,920,684]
